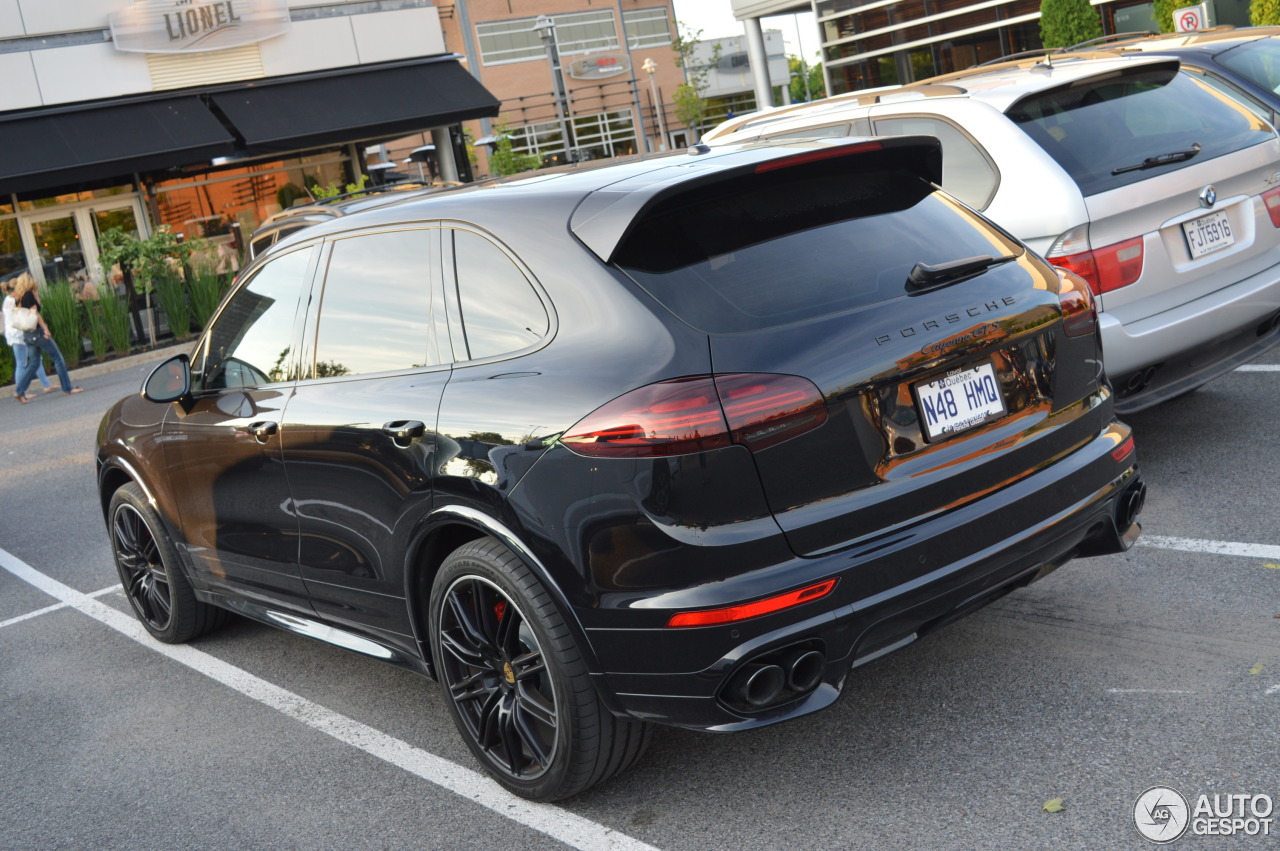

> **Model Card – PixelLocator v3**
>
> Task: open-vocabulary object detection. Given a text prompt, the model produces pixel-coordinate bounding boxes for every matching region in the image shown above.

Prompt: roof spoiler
[570,136,943,264]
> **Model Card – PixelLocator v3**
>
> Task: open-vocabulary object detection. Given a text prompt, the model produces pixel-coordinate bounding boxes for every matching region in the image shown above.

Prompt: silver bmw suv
[704,52,1280,412]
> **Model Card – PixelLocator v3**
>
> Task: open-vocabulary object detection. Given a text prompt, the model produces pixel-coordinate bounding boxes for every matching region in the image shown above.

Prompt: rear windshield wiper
[905,254,1018,294]
[1111,144,1201,175]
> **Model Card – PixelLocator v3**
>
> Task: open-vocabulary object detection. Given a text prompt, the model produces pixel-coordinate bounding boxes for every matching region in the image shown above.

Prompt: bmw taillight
[1046,225,1144,296]
[561,374,827,458]
[1055,267,1098,338]
[1263,186,1280,228]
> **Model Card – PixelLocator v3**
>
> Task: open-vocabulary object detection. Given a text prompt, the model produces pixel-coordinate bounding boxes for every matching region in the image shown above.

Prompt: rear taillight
[1055,268,1098,338]
[1046,225,1144,296]
[561,374,827,458]
[1263,186,1280,228]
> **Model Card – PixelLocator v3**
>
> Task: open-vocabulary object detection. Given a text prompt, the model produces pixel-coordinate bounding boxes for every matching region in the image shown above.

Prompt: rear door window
[1006,64,1274,196]
[613,149,1020,334]
[871,115,998,209]
[312,229,441,376]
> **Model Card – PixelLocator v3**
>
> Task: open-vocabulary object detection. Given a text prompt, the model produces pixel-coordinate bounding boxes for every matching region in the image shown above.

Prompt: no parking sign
[1175,2,1210,31]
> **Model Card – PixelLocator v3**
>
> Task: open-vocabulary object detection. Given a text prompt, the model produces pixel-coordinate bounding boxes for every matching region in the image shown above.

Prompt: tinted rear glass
[1006,65,1273,196]
[1217,38,1280,95]
[613,155,1020,333]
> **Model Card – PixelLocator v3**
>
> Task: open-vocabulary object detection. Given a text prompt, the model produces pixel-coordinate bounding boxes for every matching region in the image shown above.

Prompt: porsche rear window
[613,156,1021,334]
[1006,65,1274,196]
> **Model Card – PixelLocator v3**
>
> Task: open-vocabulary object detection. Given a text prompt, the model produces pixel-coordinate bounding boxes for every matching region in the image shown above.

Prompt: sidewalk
[68,342,190,382]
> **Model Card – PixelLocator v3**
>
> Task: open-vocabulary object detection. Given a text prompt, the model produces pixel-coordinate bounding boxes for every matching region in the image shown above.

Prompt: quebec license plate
[1182,209,1234,259]
[914,361,1006,441]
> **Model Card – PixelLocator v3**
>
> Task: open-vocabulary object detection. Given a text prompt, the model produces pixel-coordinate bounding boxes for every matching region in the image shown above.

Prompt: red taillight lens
[666,578,838,628]
[1055,268,1098,338]
[1263,186,1280,228]
[561,377,730,458]
[716,373,828,452]
[1048,234,1144,296]
[1111,434,1135,462]
[562,374,827,458]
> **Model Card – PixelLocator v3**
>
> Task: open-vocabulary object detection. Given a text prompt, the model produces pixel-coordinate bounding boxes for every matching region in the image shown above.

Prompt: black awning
[0,97,237,195]
[211,58,500,154]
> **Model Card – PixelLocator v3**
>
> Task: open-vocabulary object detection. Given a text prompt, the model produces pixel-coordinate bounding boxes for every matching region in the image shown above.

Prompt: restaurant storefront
[0,0,499,289]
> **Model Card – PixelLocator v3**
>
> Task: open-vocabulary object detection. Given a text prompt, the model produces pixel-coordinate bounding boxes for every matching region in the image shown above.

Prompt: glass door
[20,198,146,288]
[29,213,88,285]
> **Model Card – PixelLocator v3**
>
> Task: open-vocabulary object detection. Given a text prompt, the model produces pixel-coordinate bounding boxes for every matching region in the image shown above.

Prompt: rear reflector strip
[666,579,838,628]
[1111,435,1135,462]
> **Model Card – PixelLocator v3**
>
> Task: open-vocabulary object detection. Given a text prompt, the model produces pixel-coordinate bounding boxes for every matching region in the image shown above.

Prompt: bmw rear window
[612,152,1021,334]
[1006,64,1274,196]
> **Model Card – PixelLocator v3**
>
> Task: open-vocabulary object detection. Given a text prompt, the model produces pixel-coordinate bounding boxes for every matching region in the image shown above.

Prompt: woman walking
[10,272,83,402]
[3,275,54,398]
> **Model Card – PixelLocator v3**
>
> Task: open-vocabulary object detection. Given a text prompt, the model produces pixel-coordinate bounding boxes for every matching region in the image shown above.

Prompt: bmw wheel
[108,482,226,643]
[430,538,651,801]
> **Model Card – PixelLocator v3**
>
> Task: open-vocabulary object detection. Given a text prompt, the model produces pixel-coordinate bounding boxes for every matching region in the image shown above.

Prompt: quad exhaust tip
[723,642,827,711]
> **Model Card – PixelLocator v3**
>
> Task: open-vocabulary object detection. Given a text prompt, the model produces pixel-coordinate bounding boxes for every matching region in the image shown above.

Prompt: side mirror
[142,353,191,403]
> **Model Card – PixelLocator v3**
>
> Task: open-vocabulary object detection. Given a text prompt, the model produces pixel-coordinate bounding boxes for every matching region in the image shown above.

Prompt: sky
[670,0,822,61]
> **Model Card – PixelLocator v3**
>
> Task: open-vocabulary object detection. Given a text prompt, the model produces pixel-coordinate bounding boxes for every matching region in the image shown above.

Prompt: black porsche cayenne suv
[97,137,1144,801]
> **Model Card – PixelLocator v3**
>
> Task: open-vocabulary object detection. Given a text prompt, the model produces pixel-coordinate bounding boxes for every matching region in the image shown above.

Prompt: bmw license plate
[914,361,1006,441]
[1182,209,1234,259]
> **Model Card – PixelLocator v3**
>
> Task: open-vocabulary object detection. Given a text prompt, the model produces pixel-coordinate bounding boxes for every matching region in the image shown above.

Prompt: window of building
[505,109,638,164]
[313,230,438,377]
[198,245,314,389]
[451,230,547,361]
[151,153,348,243]
[0,210,22,282]
[623,8,672,49]
[478,10,619,65]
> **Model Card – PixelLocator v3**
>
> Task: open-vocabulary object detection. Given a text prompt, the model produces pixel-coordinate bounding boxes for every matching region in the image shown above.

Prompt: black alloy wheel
[108,482,226,643]
[430,539,652,801]
[437,574,558,780]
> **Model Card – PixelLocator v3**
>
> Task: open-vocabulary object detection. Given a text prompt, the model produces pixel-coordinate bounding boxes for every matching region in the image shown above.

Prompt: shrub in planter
[97,286,132,356]
[40,279,83,368]
[153,269,193,341]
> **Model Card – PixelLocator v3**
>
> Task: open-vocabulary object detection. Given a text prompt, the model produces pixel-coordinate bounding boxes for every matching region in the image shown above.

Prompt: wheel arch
[407,505,613,703]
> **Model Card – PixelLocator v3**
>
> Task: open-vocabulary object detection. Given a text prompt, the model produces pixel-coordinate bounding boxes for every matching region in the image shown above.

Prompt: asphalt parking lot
[2,348,1277,849]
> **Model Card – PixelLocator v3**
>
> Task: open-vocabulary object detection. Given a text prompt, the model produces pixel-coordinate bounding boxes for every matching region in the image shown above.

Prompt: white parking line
[1236,365,1280,371]
[1136,535,1280,561]
[0,584,119,630]
[0,548,659,851]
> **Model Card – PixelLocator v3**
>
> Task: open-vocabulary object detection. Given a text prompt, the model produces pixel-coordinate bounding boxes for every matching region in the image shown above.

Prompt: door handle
[381,420,426,443]
[247,420,278,443]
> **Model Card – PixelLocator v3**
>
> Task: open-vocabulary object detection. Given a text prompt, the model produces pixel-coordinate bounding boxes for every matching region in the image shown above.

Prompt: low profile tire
[108,482,227,643]
[430,538,652,801]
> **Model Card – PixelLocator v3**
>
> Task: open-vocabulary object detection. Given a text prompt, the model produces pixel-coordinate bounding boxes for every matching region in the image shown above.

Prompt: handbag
[12,305,38,332]
[22,328,42,347]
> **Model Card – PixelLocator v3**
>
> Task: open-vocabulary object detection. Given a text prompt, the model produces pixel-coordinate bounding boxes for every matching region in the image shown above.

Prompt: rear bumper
[584,421,1141,731]
[1099,262,1280,412]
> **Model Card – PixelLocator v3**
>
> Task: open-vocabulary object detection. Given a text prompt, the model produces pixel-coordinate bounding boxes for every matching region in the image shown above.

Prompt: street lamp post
[533,15,573,165]
[642,57,667,151]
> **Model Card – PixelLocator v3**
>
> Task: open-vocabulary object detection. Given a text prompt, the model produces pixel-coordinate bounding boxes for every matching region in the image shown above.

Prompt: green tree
[1253,0,1280,25]
[487,130,541,176]
[672,25,722,135]
[1038,0,1103,48]
[788,56,826,102]
[1152,0,1202,32]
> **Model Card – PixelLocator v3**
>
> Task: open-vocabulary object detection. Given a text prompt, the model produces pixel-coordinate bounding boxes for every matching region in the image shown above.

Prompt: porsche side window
[197,246,314,390]
[452,230,548,361]
[313,229,438,376]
